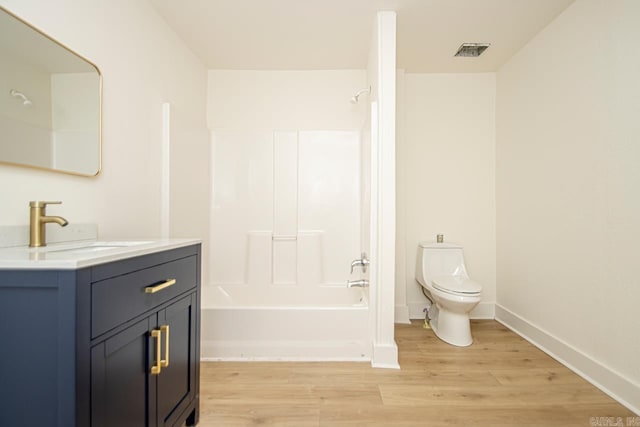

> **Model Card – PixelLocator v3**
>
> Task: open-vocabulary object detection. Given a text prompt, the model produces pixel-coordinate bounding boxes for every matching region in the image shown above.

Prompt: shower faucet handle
[350,253,370,274]
[347,279,369,288]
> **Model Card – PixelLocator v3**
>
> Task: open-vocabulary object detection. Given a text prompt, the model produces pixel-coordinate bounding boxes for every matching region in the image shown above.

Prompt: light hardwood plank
[196,320,635,426]
[319,405,583,427]
[489,367,589,386]
[199,403,320,427]
[379,383,612,407]
[202,383,316,405]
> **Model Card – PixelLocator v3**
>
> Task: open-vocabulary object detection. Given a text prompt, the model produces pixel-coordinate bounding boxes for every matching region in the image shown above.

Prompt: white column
[371,11,399,369]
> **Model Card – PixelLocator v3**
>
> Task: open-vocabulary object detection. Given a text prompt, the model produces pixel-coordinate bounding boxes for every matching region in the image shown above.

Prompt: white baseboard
[394,304,411,324]
[371,342,400,369]
[495,304,640,415]
[408,301,495,320]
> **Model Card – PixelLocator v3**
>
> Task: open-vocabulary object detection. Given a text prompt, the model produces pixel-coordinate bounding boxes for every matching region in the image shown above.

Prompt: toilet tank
[415,242,468,285]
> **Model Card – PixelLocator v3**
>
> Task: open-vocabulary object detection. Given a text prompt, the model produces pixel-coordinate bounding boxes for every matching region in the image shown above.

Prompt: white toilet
[415,241,482,347]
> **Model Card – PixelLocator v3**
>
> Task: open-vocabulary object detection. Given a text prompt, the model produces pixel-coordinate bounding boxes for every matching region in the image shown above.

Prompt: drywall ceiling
[150,0,574,73]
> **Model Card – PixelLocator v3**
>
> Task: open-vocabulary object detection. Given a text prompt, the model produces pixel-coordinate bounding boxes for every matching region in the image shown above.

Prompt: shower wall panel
[211,129,360,288]
[211,130,273,285]
[298,131,360,285]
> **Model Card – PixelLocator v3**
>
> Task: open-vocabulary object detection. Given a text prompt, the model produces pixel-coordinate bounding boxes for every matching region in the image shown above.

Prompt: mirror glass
[0,6,101,176]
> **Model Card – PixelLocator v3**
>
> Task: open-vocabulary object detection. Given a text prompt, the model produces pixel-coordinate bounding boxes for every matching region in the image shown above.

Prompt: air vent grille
[454,43,490,57]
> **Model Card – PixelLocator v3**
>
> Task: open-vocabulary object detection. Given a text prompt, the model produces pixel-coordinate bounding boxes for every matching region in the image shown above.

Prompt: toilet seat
[432,276,482,296]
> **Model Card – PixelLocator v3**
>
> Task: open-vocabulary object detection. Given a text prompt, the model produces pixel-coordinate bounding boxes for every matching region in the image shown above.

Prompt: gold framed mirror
[0,6,102,177]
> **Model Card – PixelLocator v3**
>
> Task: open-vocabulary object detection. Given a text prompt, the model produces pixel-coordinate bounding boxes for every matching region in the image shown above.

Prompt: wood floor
[197,320,636,426]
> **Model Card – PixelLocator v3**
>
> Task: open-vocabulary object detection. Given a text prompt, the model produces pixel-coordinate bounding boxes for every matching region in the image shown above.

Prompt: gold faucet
[29,201,69,247]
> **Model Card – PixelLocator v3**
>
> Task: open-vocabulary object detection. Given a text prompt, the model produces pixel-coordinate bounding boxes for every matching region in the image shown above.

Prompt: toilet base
[430,304,473,347]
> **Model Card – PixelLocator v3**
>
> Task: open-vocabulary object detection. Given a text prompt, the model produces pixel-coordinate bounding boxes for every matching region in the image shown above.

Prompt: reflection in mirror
[0,6,101,176]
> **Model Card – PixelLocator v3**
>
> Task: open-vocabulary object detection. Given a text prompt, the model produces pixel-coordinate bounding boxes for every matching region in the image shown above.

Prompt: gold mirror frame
[0,6,102,177]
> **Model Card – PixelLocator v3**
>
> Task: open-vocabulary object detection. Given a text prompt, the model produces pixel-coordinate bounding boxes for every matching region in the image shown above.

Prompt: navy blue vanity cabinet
[0,243,201,427]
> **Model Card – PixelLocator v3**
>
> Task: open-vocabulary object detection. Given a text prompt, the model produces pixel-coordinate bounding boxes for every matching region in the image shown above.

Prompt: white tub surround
[210,129,361,289]
[202,285,369,361]
[209,127,368,361]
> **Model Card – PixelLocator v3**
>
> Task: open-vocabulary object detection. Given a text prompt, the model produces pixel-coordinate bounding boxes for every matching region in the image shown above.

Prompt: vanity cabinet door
[156,293,197,427]
[90,293,197,427]
[91,317,157,427]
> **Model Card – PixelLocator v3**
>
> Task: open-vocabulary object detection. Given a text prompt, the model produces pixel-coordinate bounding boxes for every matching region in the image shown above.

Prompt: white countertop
[0,238,201,270]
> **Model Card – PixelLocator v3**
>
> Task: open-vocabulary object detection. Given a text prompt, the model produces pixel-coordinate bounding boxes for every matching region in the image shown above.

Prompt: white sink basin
[47,241,154,253]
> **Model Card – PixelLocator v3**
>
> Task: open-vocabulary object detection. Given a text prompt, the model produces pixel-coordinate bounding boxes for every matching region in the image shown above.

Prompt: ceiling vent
[454,43,490,57]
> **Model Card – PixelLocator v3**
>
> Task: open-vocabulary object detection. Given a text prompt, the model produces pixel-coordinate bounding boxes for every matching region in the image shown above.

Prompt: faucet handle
[361,252,370,266]
[29,201,62,208]
[350,253,370,274]
[347,279,369,288]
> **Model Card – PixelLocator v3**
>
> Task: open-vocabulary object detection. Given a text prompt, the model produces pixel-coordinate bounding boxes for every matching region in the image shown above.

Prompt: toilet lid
[432,276,482,295]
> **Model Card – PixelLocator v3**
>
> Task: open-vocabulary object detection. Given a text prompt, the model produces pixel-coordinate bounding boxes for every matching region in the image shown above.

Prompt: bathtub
[201,285,371,361]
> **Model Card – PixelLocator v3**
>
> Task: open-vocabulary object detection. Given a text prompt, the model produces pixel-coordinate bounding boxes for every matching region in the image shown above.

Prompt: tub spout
[347,279,369,288]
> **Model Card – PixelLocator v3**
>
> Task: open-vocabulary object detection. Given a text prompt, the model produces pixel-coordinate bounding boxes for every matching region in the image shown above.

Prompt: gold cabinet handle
[150,329,162,375]
[145,279,176,294]
[160,325,169,368]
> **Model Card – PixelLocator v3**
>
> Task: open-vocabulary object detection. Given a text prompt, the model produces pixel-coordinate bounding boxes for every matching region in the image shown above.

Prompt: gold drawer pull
[150,329,162,375]
[145,279,176,294]
[160,325,170,368]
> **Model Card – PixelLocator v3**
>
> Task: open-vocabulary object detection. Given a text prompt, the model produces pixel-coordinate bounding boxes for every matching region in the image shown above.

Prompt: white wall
[397,73,497,321]
[207,70,366,130]
[496,0,640,412]
[0,0,209,264]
